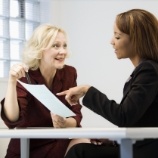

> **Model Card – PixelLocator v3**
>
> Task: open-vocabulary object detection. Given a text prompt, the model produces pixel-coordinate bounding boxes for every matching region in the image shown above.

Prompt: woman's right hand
[4,63,29,122]
[9,63,29,82]
[57,85,91,105]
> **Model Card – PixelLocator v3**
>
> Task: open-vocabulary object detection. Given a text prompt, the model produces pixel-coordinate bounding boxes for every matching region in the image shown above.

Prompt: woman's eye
[115,37,120,40]
[52,43,67,49]
[63,44,67,49]
[53,44,60,48]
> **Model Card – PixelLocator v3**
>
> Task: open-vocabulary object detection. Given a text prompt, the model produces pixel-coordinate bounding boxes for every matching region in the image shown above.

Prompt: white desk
[0,127,158,158]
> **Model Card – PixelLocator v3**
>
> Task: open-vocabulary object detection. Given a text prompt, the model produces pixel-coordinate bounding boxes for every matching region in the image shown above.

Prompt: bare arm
[4,63,28,122]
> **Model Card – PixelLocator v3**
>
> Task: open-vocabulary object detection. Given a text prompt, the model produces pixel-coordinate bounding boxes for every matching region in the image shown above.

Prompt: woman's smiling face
[41,32,68,70]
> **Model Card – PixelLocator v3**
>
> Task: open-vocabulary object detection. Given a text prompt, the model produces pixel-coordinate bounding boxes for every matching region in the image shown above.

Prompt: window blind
[0,0,40,77]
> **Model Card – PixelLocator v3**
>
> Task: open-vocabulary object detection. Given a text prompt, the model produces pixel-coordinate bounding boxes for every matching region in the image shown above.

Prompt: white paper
[18,80,75,117]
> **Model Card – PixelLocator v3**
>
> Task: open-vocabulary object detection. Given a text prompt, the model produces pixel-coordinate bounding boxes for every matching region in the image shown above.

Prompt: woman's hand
[3,63,29,122]
[90,139,115,146]
[50,113,66,128]
[9,63,29,82]
[56,85,91,105]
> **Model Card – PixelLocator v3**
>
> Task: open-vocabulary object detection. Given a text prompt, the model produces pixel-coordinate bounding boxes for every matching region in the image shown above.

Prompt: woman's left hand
[50,113,66,128]
[90,139,114,146]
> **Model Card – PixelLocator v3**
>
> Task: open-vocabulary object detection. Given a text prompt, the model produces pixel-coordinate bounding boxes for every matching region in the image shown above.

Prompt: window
[0,0,40,77]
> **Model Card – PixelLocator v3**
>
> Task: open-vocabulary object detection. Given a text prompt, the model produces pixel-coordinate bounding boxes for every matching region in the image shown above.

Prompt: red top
[1,65,82,158]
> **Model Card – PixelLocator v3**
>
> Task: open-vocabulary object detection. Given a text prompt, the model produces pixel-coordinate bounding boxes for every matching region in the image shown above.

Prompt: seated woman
[58,9,158,158]
[0,24,86,158]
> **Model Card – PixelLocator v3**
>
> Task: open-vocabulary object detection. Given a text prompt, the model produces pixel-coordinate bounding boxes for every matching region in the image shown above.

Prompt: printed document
[18,80,75,117]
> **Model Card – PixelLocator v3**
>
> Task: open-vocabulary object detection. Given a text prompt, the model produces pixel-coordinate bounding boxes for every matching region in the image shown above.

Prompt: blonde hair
[22,24,67,70]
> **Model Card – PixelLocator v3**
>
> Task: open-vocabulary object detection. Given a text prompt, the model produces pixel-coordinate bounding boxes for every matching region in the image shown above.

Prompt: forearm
[4,79,20,122]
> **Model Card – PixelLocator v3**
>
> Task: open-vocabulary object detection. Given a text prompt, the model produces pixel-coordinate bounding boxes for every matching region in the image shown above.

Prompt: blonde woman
[0,24,84,158]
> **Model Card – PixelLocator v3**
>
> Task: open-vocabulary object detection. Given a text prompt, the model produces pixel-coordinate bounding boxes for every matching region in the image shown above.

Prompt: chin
[116,56,122,59]
[57,64,65,69]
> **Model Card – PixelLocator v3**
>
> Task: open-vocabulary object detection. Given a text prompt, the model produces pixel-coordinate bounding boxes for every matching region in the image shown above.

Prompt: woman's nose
[59,47,67,54]
[110,38,114,45]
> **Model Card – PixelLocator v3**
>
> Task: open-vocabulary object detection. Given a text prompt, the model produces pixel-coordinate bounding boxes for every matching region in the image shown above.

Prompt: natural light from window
[0,0,40,77]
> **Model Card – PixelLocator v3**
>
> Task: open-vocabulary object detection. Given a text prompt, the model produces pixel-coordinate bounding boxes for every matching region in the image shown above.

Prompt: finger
[65,94,75,103]
[65,99,76,105]
[20,63,29,76]
[59,117,65,124]
[11,64,26,78]
[51,114,64,125]
[67,100,78,106]
[50,113,58,122]
[23,64,29,72]
[56,90,68,96]
[53,122,60,128]
[10,69,23,79]
[55,115,65,124]
[66,96,78,105]
[57,91,77,105]
[50,112,56,117]
[50,112,57,125]
[91,141,97,145]
[53,120,63,128]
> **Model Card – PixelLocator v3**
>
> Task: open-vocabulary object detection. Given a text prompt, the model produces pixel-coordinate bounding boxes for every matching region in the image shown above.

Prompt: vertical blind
[0,0,40,77]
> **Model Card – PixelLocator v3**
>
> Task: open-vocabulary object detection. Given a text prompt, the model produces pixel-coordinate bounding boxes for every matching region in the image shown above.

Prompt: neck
[130,55,141,67]
[39,65,56,89]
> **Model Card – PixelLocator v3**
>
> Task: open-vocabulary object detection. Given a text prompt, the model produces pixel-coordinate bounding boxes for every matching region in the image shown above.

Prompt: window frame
[0,0,41,78]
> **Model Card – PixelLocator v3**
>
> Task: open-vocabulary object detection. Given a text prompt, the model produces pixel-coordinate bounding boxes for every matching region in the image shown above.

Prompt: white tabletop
[1,127,158,158]
[0,127,125,139]
[126,128,158,139]
[0,127,158,140]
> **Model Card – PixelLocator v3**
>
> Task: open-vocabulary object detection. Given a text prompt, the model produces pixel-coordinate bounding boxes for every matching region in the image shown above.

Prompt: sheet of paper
[18,80,75,117]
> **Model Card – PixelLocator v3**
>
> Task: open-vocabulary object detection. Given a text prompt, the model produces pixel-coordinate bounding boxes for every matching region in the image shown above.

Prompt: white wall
[49,0,158,127]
